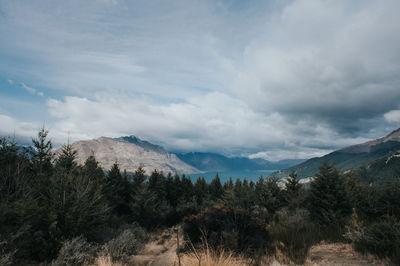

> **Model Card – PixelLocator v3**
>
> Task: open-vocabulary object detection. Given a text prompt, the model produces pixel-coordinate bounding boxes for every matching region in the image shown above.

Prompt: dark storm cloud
[1,0,400,160]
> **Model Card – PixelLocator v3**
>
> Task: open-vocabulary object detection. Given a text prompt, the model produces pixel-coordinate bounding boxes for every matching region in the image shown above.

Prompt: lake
[186,170,277,183]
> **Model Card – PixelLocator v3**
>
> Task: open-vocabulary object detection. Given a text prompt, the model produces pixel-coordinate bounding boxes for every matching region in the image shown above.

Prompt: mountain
[176,152,304,172]
[352,152,400,184]
[69,136,200,174]
[270,128,400,179]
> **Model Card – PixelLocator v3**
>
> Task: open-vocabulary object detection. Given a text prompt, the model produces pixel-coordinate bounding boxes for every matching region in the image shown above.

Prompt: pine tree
[54,144,77,174]
[284,172,303,210]
[30,127,53,175]
[194,177,209,206]
[81,154,105,183]
[307,162,352,229]
[105,162,133,219]
[209,173,224,202]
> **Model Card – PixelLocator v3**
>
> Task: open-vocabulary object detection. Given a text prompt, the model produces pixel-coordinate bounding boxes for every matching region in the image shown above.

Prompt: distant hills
[271,128,400,180]
[66,136,303,175]
[175,152,304,172]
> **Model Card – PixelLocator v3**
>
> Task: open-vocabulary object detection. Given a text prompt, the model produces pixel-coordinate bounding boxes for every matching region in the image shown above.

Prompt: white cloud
[0,114,38,139]
[44,92,371,160]
[1,0,400,160]
[384,110,400,123]
[21,82,36,94]
[20,82,44,97]
[7,79,14,84]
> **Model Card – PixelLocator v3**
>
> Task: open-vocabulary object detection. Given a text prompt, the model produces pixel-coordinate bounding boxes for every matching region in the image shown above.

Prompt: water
[186,170,277,184]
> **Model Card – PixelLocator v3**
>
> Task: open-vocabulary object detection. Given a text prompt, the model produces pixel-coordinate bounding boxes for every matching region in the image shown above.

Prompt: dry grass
[91,256,123,266]
[304,242,389,266]
[178,248,250,266]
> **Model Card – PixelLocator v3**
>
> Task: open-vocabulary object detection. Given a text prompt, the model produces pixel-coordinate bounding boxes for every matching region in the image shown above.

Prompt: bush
[52,236,95,266]
[0,238,16,266]
[183,205,269,256]
[103,224,147,262]
[355,217,400,264]
[270,208,318,264]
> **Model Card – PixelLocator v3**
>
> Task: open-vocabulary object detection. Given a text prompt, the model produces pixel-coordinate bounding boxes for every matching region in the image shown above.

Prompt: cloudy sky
[1,0,400,161]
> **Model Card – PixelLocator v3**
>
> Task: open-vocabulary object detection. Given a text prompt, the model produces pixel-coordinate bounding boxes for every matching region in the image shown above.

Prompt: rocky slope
[270,128,400,179]
[69,136,200,174]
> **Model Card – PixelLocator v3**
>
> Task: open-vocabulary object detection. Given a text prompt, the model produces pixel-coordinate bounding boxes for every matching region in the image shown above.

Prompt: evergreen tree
[133,166,146,190]
[54,144,77,174]
[81,154,105,183]
[30,127,53,175]
[181,174,194,202]
[307,162,352,229]
[224,177,234,190]
[209,173,224,202]
[284,172,303,210]
[105,162,133,220]
[194,177,209,206]
[148,170,166,203]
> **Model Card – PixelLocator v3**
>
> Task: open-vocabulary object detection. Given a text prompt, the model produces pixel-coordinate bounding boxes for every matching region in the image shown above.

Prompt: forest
[1,128,400,265]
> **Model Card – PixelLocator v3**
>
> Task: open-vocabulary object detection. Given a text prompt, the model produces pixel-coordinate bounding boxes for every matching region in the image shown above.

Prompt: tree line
[1,128,399,264]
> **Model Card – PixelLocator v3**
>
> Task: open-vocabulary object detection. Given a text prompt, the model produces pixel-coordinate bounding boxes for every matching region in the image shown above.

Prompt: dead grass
[91,256,123,266]
[87,228,388,266]
[178,248,249,266]
[304,242,389,266]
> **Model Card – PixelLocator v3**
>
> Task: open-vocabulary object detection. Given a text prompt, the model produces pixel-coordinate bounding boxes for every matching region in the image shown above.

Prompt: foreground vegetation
[1,129,399,265]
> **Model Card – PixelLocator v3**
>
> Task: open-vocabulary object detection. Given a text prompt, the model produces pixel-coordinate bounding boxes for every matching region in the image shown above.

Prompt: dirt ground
[304,242,389,266]
[128,228,389,266]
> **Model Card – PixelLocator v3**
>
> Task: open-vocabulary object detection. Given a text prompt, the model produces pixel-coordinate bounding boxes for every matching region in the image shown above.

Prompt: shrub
[52,236,95,266]
[0,238,16,266]
[103,224,147,262]
[183,205,269,256]
[355,216,400,264]
[270,208,318,264]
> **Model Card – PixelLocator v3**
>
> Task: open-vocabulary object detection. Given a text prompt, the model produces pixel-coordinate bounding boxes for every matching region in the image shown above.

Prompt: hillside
[176,152,304,172]
[69,136,200,174]
[353,152,400,184]
[271,128,400,179]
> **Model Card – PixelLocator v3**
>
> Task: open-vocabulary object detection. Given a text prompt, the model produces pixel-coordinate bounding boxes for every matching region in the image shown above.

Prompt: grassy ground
[87,227,388,266]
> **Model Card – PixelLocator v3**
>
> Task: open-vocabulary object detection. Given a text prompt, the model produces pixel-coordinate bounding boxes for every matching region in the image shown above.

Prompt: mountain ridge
[270,128,400,180]
[175,152,304,172]
[69,136,199,174]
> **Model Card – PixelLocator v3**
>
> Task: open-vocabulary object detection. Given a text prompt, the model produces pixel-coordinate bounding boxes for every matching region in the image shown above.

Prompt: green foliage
[30,127,53,175]
[52,236,95,266]
[209,174,224,201]
[103,224,147,263]
[105,163,132,221]
[355,216,400,263]
[270,208,318,264]
[284,172,306,211]
[55,144,78,174]
[2,128,400,263]
[307,162,352,234]
[254,177,284,220]
[183,205,269,256]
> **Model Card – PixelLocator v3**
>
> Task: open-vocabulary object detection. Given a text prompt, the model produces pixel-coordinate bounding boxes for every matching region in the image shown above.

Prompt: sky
[1,0,400,161]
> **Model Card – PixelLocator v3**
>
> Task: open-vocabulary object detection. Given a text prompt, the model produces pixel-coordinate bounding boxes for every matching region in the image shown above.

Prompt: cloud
[21,82,36,94]
[44,92,371,160]
[0,114,39,141]
[20,82,44,97]
[7,79,13,84]
[384,110,400,123]
[1,0,400,160]
[228,0,400,135]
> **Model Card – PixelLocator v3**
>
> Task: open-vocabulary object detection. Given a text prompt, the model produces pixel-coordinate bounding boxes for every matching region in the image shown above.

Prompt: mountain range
[271,128,400,181]
[68,136,302,175]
